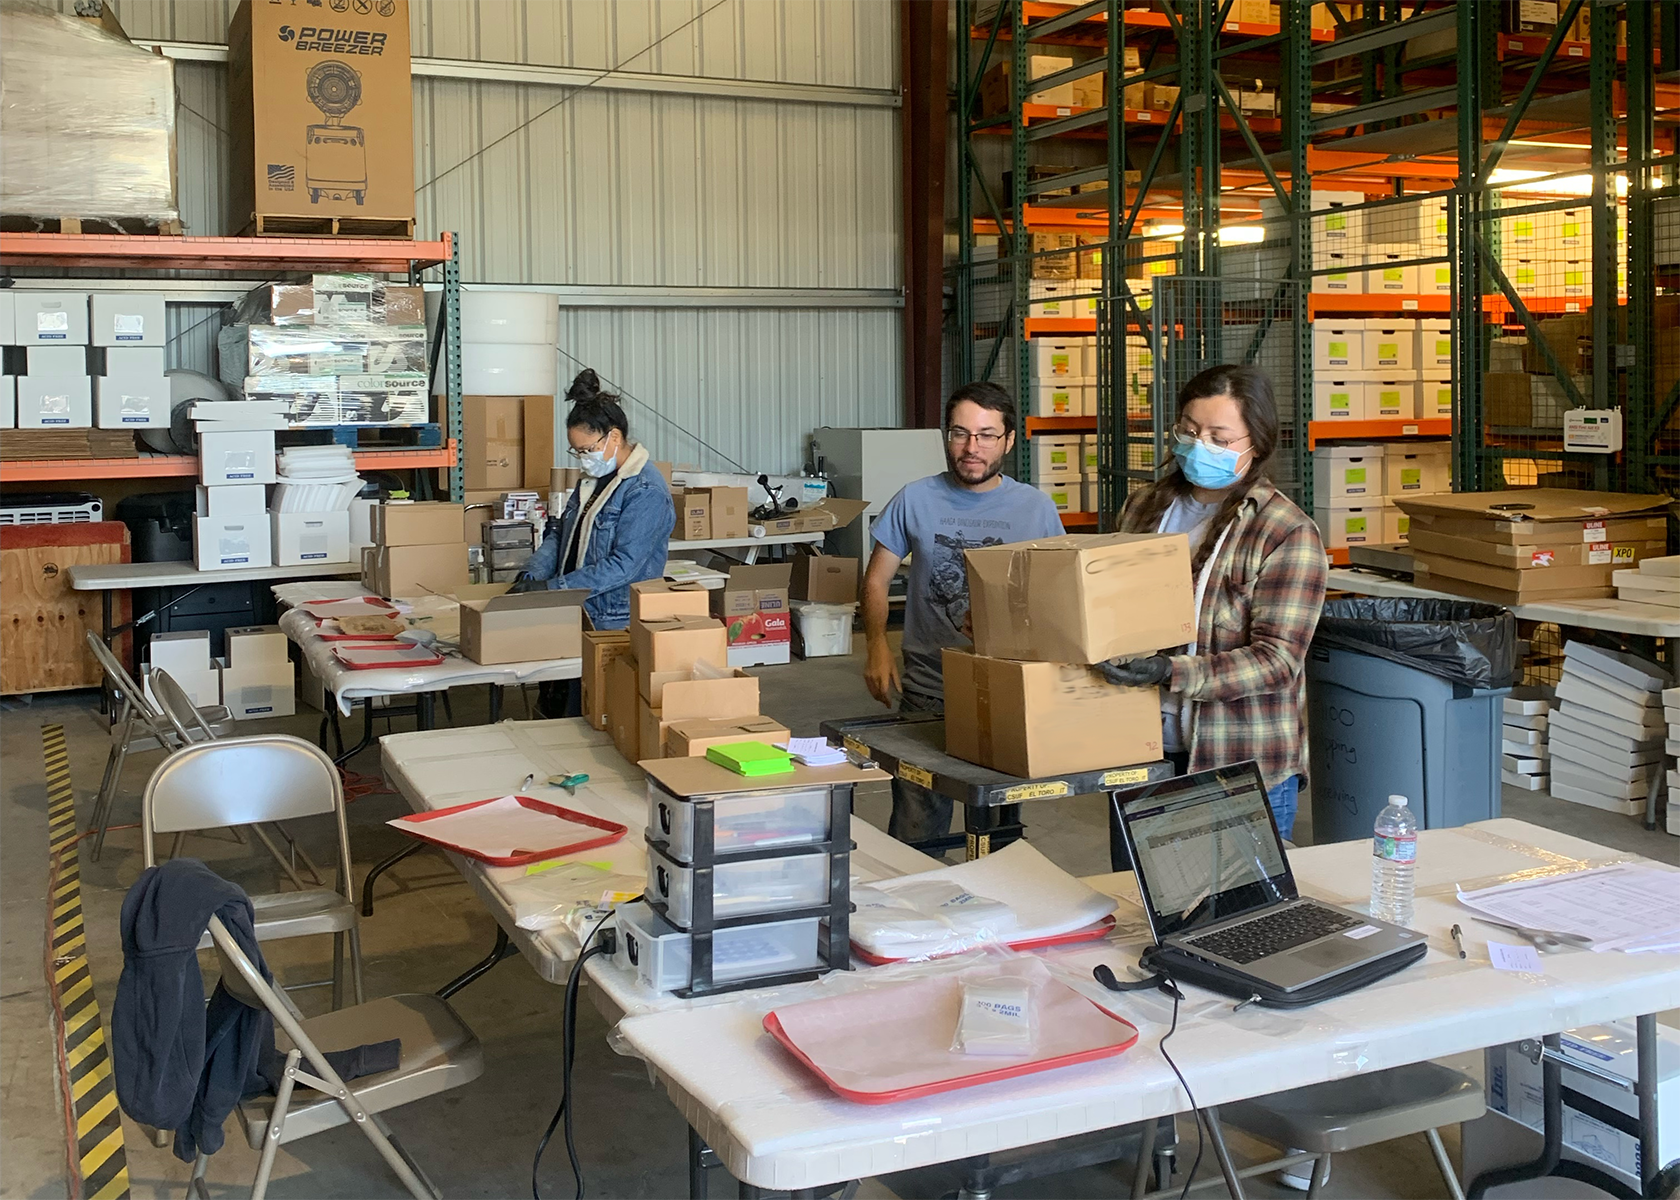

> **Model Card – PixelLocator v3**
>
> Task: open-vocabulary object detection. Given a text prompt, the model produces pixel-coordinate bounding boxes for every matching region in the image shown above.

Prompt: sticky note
[1488,940,1544,973]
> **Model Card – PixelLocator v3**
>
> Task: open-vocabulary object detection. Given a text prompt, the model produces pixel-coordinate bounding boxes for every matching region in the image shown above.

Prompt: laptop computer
[1115,762,1423,998]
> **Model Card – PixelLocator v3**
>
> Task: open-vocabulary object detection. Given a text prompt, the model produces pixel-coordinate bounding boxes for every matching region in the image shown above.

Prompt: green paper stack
[706,741,795,777]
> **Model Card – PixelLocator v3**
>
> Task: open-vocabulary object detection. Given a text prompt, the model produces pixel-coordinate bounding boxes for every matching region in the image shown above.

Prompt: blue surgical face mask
[1172,437,1246,490]
[579,448,616,478]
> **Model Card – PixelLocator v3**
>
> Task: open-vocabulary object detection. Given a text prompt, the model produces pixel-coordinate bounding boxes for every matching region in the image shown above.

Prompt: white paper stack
[1500,686,1552,793]
[1613,555,1680,614]
[1549,642,1668,817]
[1665,685,1680,837]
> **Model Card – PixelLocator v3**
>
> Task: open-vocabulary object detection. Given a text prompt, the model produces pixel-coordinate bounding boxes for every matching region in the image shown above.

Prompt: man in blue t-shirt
[861,381,1065,846]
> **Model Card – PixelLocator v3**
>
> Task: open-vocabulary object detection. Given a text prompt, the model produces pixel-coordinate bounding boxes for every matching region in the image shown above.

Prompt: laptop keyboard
[1184,903,1362,965]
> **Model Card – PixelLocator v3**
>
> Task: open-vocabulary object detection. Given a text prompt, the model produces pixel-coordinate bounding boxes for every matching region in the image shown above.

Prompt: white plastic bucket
[793,602,857,658]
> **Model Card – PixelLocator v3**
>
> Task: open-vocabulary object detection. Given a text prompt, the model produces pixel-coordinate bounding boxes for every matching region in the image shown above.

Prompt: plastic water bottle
[1369,795,1417,925]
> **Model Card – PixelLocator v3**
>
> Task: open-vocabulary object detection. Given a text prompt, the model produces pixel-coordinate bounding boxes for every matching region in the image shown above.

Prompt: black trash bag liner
[1313,597,1517,690]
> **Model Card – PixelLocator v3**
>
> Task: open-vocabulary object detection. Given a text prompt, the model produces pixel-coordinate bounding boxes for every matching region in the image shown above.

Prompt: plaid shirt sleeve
[1168,504,1328,703]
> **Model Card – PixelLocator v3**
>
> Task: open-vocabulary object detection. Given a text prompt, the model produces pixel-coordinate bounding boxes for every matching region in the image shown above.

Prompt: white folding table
[613,819,1680,1198]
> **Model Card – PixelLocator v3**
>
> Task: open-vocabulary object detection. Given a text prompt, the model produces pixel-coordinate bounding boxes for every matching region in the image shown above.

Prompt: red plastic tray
[331,643,445,670]
[764,1000,1138,1105]
[390,795,628,866]
[852,915,1117,966]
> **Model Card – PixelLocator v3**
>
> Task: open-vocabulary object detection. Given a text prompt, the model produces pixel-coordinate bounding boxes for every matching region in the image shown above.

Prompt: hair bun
[565,368,601,404]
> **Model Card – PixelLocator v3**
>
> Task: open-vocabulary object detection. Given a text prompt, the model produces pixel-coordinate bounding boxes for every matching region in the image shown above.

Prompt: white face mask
[578,447,616,478]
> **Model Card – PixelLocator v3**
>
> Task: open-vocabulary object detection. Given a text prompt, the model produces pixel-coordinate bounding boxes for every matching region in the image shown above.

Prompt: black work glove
[507,573,542,595]
[1094,655,1173,687]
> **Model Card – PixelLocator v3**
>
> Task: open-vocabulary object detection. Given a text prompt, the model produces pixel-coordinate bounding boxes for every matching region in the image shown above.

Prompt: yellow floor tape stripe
[42,724,129,1200]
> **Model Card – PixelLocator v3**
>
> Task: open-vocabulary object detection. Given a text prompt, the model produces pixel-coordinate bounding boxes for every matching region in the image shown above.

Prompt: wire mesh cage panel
[1145,275,1306,504]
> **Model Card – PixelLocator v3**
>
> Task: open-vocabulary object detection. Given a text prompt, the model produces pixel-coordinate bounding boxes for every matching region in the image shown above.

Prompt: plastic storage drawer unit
[647,781,831,861]
[615,901,822,991]
[647,844,830,928]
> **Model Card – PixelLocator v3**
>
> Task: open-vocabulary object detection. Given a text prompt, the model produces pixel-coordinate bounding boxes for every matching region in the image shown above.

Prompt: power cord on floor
[532,912,622,1200]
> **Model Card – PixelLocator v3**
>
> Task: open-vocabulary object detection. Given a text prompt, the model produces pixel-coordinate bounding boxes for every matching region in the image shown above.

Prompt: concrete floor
[1,642,1673,1199]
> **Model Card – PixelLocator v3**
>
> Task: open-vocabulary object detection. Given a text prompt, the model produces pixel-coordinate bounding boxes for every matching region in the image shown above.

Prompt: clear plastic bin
[614,901,821,992]
[647,781,831,861]
[646,844,830,927]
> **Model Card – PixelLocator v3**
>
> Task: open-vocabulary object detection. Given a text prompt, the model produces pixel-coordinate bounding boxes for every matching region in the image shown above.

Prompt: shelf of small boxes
[1311,438,1453,565]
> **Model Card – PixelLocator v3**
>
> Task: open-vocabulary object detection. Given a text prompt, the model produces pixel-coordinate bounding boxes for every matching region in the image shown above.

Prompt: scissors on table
[1472,916,1593,954]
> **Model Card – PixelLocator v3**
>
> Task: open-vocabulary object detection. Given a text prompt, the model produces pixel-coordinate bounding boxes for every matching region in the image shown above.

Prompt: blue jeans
[1267,775,1301,843]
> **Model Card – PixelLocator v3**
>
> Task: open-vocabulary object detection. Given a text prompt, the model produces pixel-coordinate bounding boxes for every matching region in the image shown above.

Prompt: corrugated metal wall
[94,0,904,475]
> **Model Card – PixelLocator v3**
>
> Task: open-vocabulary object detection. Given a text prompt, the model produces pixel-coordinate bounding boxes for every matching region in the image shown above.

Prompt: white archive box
[1560,261,1590,302]
[1037,480,1083,513]
[1314,504,1387,550]
[216,656,296,720]
[1079,434,1099,474]
[91,293,167,347]
[0,377,13,430]
[225,624,290,667]
[1367,379,1420,419]
[1362,320,1417,373]
[24,345,89,377]
[16,375,92,428]
[143,630,219,710]
[1083,477,1101,513]
[1508,258,1542,297]
[199,429,278,485]
[1383,442,1451,497]
[1029,377,1082,417]
[1416,319,1452,370]
[1030,435,1081,480]
[1028,283,1097,320]
[1312,251,1365,293]
[1366,254,1419,294]
[194,516,273,570]
[1312,378,1372,422]
[1419,377,1453,419]
[272,511,351,566]
[1311,190,1366,247]
[1312,443,1385,503]
[1030,338,1085,380]
[14,292,89,345]
[95,346,170,428]
[1312,322,1365,372]
[195,483,268,518]
[1386,506,1410,544]
[1421,261,1453,294]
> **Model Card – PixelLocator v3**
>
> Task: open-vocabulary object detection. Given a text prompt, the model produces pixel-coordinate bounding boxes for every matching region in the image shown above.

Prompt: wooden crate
[1,522,131,695]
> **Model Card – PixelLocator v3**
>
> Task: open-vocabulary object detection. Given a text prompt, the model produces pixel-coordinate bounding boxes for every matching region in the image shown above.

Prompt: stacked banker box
[1309,317,1451,422]
[1500,687,1553,793]
[1550,642,1669,818]
[362,502,468,598]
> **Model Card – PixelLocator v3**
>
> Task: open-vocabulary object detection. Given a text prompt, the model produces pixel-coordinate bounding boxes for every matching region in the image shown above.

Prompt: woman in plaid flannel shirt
[1103,364,1328,852]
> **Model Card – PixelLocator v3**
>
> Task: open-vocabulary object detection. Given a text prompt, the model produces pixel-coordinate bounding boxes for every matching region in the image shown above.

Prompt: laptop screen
[1118,763,1296,942]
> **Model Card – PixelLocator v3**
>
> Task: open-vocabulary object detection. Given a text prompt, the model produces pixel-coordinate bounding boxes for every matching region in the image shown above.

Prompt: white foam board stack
[1500,687,1552,793]
[1665,683,1679,837]
[1613,555,1680,616]
[1549,642,1669,819]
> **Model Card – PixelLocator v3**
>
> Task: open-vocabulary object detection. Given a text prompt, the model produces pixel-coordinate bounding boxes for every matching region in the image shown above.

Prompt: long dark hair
[564,368,629,439]
[1124,364,1280,575]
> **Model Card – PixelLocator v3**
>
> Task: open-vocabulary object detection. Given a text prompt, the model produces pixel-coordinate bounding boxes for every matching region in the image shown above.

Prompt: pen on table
[1450,923,1467,960]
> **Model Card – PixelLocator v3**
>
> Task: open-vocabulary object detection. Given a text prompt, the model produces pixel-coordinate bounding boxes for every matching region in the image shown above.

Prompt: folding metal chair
[192,913,483,1200]
[143,735,366,1007]
[84,632,234,861]
[149,669,326,888]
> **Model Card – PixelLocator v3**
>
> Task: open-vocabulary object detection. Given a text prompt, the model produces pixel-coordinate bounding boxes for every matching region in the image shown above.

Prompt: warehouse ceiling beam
[133,42,901,108]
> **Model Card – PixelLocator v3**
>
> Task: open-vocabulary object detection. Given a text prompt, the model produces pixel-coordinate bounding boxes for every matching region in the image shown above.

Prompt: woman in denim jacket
[518,370,675,714]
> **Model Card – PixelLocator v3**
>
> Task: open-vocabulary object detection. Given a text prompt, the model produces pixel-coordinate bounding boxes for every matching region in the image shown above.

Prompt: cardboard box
[632,616,730,702]
[1409,529,1668,571]
[1393,490,1671,545]
[1031,435,1082,481]
[94,346,170,428]
[1485,372,1532,427]
[15,376,92,429]
[194,516,273,570]
[967,533,1195,665]
[1313,251,1365,294]
[1312,378,1371,421]
[272,510,351,565]
[219,656,296,720]
[630,579,713,623]
[91,293,167,347]
[943,649,1163,777]
[1366,379,1418,419]
[463,395,523,491]
[710,563,792,651]
[1031,232,1079,280]
[1419,376,1453,420]
[1313,444,1386,502]
[1029,377,1082,417]
[664,716,792,758]
[1383,445,1451,497]
[199,428,277,485]
[790,552,859,604]
[1315,505,1387,550]
[1313,323,1364,373]
[227,0,414,232]
[582,630,632,730]
[756,498,870,538]
[1414,552,1619,599]
[372,502,464,547]
[1366,256,1420,294]
[1363,322,1417,372]
[1031,338,1085,380]
[226,624,290,666]
[197,484,268,519]
[457,585,585,665]
[676,490,711,541]
[636,669,760,762]
[1038,481,1082,514]
[363,542,468,597]
[605,652,641,763]
[13,292,89,345]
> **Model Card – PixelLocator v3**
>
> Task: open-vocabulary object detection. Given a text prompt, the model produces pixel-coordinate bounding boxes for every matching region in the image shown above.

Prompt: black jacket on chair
[112,858,272,1162]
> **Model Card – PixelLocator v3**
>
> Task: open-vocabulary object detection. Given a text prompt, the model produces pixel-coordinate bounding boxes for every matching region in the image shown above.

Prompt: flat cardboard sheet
[643,754,887,797]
